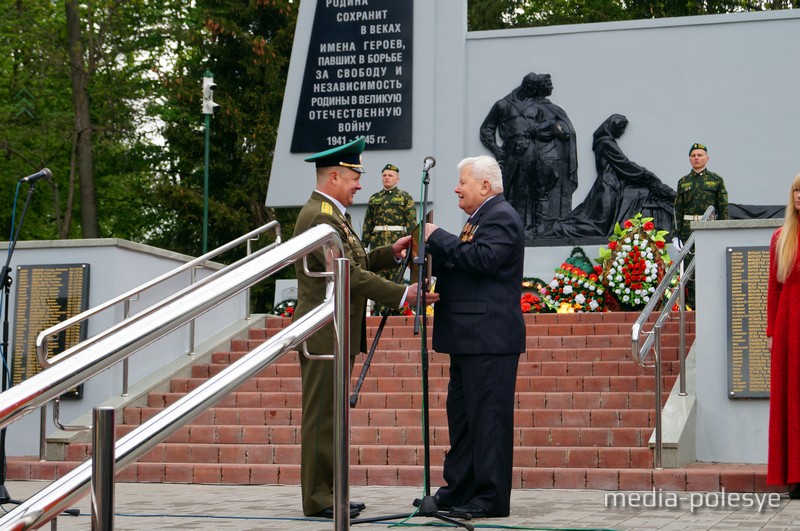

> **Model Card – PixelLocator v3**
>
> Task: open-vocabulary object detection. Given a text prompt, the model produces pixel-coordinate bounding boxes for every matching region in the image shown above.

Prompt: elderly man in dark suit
[293,136,438,519]
[424,155,526,519]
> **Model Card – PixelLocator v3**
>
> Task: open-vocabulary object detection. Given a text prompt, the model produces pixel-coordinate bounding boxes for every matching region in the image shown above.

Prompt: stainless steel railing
[0,224,353,530]
[32,222,281,441]
[630,205,715,468]
[36,221,281,369]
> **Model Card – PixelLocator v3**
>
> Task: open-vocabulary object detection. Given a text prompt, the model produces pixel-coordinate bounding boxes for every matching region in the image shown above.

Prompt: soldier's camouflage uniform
[362,187,416,290]
[672,168,728,307]
[673,169,728,242]
[362,187,416,248]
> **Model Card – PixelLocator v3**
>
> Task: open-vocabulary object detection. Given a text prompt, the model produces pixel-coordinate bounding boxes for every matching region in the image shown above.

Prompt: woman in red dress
[767,173,800,498]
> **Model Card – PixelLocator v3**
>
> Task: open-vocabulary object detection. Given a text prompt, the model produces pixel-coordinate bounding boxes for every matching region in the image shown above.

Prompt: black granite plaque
[291,0,413,152]
[726,247,770,398]
[11,264,90,398]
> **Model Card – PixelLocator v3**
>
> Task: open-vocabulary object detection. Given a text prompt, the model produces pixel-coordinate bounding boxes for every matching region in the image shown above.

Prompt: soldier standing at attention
[362,163,417,262]
[672,142,729,308]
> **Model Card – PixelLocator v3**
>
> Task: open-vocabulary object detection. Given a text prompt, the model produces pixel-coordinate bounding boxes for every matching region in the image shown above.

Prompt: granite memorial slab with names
[726,246,770,399]
[12,263,90,397]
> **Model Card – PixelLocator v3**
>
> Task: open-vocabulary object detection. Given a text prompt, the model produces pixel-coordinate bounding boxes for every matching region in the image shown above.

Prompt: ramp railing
[0,224,354,530]
[631,205,714,468]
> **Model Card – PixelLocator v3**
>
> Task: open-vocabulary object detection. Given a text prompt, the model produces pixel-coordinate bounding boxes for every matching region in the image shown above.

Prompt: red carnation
[643,221,655,231]
[608,241,617,250]
[655,240,665,249]
[624,220,634,229]
[522,293,535,303]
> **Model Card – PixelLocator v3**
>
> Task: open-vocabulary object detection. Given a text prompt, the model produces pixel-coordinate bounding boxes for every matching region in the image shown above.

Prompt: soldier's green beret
[304,136,366,173]
[382,164,399,173]
[689,143,707,155]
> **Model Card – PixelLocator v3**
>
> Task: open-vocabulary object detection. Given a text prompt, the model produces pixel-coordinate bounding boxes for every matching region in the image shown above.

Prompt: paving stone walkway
[3,481,799,530]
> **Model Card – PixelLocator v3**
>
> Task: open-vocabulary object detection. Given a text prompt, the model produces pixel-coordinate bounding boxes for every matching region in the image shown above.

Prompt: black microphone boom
[20,168,52,184]
[422,156,436,172]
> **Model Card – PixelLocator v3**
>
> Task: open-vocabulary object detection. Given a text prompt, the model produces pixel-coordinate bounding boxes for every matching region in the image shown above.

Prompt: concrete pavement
[3,481,800,530]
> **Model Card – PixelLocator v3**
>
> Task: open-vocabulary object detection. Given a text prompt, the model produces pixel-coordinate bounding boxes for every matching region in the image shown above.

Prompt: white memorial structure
[267,0,799,279]
[266,0,800,465]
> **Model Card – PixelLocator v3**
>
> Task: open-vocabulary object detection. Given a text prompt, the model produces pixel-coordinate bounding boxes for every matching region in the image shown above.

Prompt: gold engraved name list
[727,247,770,398]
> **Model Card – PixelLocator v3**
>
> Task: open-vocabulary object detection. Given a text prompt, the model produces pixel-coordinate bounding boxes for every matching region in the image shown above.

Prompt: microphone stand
[0,181,38,506]
[353,161,472,530]
[0,180,79,518]
[350,251,411,408]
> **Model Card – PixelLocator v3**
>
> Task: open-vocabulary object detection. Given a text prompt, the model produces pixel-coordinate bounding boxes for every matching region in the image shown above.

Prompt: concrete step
[106,424,653,450]
[195,359,681,380]
[9,311,705,491]
[147,390,668,409]
[62,441,656,469]
[7,459,769,494]
[170,374,677,395]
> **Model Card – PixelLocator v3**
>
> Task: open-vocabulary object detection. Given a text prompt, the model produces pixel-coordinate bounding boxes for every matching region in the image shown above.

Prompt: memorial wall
[289,0,413,152]
[726,247,770,399]
[268,0,799,278]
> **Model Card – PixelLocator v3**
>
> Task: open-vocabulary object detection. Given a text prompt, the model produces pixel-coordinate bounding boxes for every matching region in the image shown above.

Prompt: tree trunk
[65,0,99,238]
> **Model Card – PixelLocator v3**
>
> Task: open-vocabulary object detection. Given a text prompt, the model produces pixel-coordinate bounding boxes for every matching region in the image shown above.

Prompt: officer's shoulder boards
[321,202,333,215]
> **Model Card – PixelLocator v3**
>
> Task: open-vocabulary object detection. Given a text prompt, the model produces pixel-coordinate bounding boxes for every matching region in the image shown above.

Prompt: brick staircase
[8,311,771,492]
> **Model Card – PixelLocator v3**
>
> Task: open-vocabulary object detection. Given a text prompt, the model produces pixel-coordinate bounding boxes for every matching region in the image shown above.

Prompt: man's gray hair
[458,156,504,193]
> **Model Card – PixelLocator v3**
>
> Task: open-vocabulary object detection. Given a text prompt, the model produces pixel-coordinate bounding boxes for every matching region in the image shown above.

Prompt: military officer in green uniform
[672,142,729,307]
[362,163,417,270]
[292,137,438,519]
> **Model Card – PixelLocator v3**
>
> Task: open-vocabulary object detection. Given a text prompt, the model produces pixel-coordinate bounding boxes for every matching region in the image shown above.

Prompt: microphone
[422,156,436,172]
[21,168,52,184]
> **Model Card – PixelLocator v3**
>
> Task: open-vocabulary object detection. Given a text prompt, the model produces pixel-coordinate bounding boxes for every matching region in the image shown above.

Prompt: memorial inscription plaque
[291,0,413,152]
[12,264,90,397]
[726,247,770,398]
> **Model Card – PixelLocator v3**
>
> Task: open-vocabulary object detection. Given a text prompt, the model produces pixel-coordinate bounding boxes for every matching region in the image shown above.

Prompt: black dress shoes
[350,500,367,511]
[310,506,360,518]
[413,496,451,512]
[448,503,492,519]
[789,484,800,499]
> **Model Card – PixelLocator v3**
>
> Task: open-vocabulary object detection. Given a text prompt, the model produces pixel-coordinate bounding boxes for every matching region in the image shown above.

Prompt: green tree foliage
[0,0,176,241]
[148,0,299,310]
[0,1,73,240]
[467,0,796,29]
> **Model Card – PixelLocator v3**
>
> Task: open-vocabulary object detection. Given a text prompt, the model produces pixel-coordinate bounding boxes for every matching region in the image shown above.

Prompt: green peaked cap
[689,142,707,155]
[304,136,366,173]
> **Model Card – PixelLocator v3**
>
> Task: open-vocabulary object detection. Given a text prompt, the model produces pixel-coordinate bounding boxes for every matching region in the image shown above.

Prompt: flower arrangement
[520,278,552,313]
[271,299,296,317]
[540,261,605,312]
[399,299,434,317]
[597,213,671,311]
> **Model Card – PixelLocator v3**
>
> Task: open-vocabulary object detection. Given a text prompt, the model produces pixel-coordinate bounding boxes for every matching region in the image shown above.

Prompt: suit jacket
[293,191,406,355]
[427,194,525,355]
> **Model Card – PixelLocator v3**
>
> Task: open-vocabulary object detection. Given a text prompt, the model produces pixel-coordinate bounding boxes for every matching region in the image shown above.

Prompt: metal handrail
[39,233,277,376]
[35,223,282,437]
[36,235,287,441]
[0,224,349,530]
[0,223,339,431]
[630,205,714,468]
[35,221,282,369]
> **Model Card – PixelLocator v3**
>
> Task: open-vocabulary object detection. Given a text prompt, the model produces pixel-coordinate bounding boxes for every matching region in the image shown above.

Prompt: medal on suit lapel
[339,212,362,250]
[460,222,478,242]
